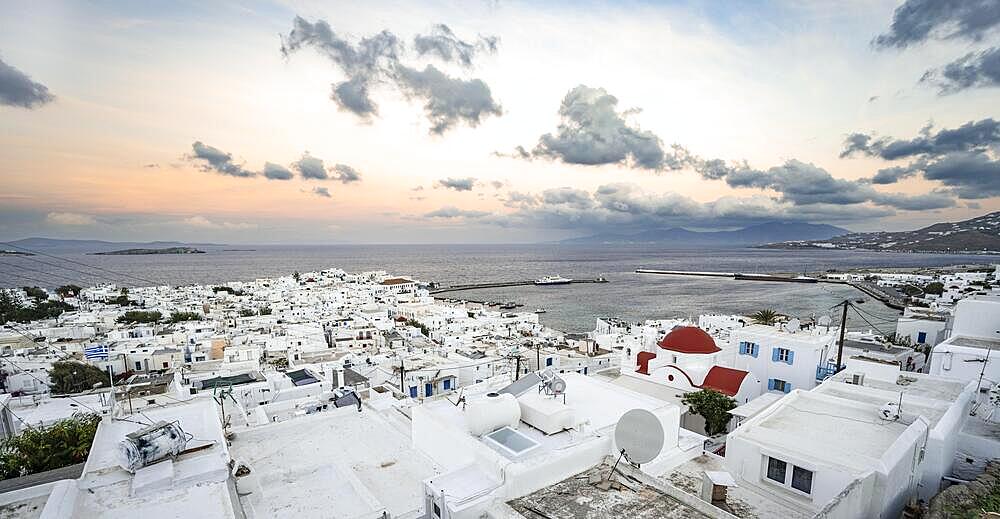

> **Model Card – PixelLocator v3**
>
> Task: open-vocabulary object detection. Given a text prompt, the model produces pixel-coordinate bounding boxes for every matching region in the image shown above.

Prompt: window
[917,331,927,343]
[766,457,787,483]
[443,379,452,390]
[146,399,156,405]
[433,502,441,518]
[135,361,142,371]
[776,348,791,362]
[545,357,553,367]
[769,379,790,393]
[765,456,813,495]
[409,386,418,398]
[791,466,813,494]
[162,362,169,368]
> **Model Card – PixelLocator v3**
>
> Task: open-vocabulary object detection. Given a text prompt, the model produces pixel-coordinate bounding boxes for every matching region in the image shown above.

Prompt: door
[425,383,433,397]
[917,331,927,343]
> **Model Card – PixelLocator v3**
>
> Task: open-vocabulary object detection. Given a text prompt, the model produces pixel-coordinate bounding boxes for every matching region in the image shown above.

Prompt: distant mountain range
[560,222,849,246]
[4,237,224,254]
[761,212,1000,253]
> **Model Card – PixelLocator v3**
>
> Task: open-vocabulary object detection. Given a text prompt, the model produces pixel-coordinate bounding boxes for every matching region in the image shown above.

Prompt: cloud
[424,206,490,218]
[281,17,501,134]
[413,24,498,67]
[312,186,332,198]
[0,56,54,108]
[292,153,329,180]
[262,162,294,180]
[188,141,256,178]
[280,16,401,117]
[182,215,257,230]
[840,119,1000,160]
[922,151,1000,198]
[873,0,1000,49]
[524,85,674,170]
[921,47,1000,94]
[436,177,477,191]
[45,212,96,226]
[871,165,920,184]
[394,64,502,134]
[331,164,362,183]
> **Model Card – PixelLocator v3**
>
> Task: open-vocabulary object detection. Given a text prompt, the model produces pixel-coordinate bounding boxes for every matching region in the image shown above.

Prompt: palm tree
[751,308,779,326]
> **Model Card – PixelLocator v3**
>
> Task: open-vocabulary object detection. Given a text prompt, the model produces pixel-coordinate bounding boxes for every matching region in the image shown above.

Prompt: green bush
[0,290,73,325]
[0,413,101,480]
[169,311,202,323]
[116,310,162,324]
[49,361,111,395]
[682,389,737,436]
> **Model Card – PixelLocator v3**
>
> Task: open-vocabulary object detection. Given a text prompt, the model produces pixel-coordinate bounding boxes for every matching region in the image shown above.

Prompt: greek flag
[84,344,109,361]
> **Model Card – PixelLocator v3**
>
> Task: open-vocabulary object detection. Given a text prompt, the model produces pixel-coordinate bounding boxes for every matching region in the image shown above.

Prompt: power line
[0,271,60,287]
[0,242,162,286]
[0,356,103,415]
[0,262,82,284]
[0,254,120,285]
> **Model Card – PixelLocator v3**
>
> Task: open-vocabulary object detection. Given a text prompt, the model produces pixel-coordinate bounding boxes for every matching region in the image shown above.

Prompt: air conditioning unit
[847,373,865,385]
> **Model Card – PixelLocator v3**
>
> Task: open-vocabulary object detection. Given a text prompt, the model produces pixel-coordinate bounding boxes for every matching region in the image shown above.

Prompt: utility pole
[835,299,850,370]
[399,357,405,395]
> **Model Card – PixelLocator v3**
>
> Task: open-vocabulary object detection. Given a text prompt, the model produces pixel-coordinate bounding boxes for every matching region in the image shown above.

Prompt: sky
[1,0,999,244]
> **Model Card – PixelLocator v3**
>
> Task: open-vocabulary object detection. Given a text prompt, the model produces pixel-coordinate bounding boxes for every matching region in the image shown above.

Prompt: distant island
[92,247,205,255]
[760,211,1000,254]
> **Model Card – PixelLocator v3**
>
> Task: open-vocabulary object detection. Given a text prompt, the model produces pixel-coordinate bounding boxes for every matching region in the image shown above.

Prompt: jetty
[429,278,607,295]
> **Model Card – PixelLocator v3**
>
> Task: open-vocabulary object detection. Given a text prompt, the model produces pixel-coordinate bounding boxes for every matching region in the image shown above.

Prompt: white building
[929,296,1000,385]
[732,324,837,396]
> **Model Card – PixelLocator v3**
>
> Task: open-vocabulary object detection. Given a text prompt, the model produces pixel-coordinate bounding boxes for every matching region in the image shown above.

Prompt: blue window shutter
[752,344,759,358]
[784,382,792,394]
[425,383,433,397]
[768,379,775,390]
[739,342,747,355]
[771,348,780,362]
[409,386,418,398]
[787,351,795,365]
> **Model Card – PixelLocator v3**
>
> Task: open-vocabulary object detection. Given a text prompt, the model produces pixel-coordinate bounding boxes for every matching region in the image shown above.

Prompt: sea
[3,244,998,334]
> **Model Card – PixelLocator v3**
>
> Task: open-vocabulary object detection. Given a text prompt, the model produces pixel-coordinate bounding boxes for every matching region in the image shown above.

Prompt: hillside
[561,222,849,247]
[760,212,1000,253]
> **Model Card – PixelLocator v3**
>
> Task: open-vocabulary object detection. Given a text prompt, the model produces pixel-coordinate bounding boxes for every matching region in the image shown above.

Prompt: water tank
[118,421,189,473]
[465,392,521,436]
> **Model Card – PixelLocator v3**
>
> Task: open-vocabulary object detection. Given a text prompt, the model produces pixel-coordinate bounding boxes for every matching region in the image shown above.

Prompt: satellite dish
[785,318,801,333]
[818,315,832,327]
[614,409,665,464]
[879,402,900,421]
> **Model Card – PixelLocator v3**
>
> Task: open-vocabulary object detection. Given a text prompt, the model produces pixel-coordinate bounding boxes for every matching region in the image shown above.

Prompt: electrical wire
[0,262,82,284]
[0,242,162,286]
[0,356,103,415]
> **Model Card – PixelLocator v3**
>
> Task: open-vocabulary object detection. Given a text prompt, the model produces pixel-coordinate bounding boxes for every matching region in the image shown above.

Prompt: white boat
[534,275,573,285]
[534,308,547,313]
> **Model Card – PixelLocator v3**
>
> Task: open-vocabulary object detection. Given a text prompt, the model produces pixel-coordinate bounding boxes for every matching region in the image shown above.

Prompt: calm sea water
[2,244,997,333]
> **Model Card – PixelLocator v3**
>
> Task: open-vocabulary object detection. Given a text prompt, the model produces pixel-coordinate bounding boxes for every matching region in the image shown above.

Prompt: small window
[772,379,788,393]
[162,362,169,368]
[766,457,787,483]
[433,502,441,518]
[791,466,813,494]
[146,399,156,405]
[776,348,791,362]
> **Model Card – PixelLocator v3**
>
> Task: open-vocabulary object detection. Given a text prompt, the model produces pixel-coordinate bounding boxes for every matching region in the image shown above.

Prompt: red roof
[699,366,749,396]
[381,278,414,286]
[657,326,720,354]
[635,351,657,375]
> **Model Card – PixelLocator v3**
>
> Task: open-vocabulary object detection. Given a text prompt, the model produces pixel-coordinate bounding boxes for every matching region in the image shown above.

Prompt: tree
[405,318,430,336]
[48,361,110,394]
[169,311,202,323]
[292,271,301,283]
[258,306,272,315]
[924,282,944,295]
[238,309,256,317]
[55,285,82,298]
[750,309,779,326]
[682,389,737,436]
[0,291,72,325]
[116,310,162,324]
[22,286,47,301]
[0,413,101,480]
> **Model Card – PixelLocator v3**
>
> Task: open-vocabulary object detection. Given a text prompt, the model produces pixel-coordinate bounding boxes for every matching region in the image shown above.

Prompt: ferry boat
[534,275,573,285]
[534,308,547,314]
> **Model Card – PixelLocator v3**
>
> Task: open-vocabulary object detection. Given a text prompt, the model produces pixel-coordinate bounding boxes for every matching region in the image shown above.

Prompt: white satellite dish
[785,318,801,333]
[818,315,832,327]
[614,409,665,464]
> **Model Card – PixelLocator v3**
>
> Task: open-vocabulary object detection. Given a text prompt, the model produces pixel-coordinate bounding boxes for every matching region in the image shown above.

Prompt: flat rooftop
[945,336,1000,350]
[735,390,913,473]
[229,405,443,518]
[663,454,808,519]
[507,464,712,519]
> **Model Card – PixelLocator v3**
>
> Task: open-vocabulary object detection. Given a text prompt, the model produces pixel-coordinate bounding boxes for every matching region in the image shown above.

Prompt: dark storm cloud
[281,17,502,133]
[921,47,1000,94]
[394,64,502,134]
[0,56,54,109]
[413,24,498,67]
[436,177,477,191]
[526,85,676,170]
[840,119,1000,160]
[281,16,402,117]
[873,0,1000,49]
[922,151,1000,198]
[871,165,921,184]
[331,164,362,184]
[262,162,294,180]
[188,141,256,178]
[292,153,329,180]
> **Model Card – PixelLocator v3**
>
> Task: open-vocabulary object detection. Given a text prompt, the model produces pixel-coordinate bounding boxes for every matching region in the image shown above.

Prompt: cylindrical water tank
[118,421,189,473]
[464,392,521,436]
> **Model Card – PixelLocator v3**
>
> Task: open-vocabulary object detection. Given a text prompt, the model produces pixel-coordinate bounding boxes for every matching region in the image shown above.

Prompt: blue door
[917,332,927,343]
[425,383,433,397]
[443,379,452,390]
[409,386,418,398]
